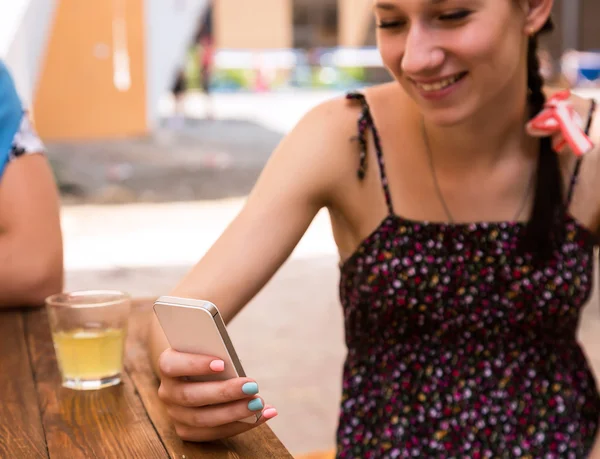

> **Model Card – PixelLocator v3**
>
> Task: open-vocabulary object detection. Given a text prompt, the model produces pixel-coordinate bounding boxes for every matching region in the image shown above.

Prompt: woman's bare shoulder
[298,92,363,137]
[286,84,414,193]
[287,92,369,169]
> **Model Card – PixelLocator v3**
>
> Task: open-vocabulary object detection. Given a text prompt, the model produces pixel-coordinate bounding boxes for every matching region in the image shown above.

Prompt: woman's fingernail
[209,360,225,372]
[242,382,259,395]
[263,408,278,419]
[248,398,264,411]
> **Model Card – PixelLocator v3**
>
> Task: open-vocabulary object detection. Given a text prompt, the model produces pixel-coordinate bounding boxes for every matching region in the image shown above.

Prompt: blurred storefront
[214,0,600,53]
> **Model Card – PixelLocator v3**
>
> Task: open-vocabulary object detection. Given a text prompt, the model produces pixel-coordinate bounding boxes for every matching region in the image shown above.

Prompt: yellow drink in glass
[46,291,131,390]
[52,328,125,382]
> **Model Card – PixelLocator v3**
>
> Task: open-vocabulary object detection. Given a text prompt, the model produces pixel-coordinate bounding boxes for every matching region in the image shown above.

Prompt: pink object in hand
[526,90,595,157]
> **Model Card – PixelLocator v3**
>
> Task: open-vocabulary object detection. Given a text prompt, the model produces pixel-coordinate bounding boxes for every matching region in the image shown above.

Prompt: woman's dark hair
[521,17,560,260]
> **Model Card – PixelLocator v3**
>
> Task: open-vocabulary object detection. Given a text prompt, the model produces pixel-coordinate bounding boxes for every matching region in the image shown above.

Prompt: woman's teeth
[417,74,464,92]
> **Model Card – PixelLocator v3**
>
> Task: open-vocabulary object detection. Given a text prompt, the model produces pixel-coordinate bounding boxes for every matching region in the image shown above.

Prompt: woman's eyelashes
[376,10,473,30]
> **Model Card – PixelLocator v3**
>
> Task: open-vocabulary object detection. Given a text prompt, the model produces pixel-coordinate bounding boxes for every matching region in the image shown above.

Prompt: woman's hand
[157,348,278,442]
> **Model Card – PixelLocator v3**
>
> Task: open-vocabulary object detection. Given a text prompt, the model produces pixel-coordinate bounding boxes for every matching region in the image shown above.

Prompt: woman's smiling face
[373,0,550,125]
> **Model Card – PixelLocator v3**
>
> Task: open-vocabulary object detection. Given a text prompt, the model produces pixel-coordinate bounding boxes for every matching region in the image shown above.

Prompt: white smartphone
[153,295,261,424]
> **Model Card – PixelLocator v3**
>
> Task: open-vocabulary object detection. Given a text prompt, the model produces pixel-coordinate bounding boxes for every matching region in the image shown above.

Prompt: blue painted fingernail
[248,398,263,411]
[242,382,259,395]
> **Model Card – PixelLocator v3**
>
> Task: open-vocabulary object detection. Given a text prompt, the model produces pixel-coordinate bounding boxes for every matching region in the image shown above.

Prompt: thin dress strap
[346,92,394,215]
[566,99,597,206]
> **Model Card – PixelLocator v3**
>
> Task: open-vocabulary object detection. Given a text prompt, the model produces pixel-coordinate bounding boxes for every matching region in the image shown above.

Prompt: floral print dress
[336,92,600,458]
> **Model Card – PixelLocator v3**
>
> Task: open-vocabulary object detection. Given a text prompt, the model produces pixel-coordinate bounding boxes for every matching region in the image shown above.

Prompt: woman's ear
[522,0,554,36]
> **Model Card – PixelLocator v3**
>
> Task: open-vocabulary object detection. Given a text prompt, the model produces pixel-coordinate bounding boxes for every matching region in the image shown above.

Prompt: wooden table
[0,298,293,458]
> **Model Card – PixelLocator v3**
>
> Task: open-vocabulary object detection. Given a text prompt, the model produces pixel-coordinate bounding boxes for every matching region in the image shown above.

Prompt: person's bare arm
[0,154,63,307]
[149,98,356,373]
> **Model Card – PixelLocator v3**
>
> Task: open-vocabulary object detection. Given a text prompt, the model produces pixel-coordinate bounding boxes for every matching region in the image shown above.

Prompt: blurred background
[2,0,600,456]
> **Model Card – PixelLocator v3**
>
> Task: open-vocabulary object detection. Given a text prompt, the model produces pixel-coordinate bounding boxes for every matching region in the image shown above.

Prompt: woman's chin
[423,108,471,127]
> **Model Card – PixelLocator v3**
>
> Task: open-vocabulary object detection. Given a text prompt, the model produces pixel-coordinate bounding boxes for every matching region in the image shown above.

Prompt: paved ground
[47,90,344,205]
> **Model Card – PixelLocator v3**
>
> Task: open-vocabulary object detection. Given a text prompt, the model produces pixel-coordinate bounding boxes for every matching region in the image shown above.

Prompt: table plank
[0,310,48,458]
[24,308,168,458]
[126,298,294,458]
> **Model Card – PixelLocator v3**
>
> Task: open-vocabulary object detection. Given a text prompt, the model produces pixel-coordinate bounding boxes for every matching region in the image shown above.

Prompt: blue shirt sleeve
[0,61,25,178]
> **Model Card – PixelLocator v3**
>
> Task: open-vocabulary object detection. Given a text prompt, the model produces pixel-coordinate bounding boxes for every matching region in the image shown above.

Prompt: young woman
[149,1,600,456]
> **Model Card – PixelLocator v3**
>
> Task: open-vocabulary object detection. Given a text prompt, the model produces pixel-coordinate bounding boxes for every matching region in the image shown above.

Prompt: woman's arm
[148,97,357,373]
[0,153,63,307]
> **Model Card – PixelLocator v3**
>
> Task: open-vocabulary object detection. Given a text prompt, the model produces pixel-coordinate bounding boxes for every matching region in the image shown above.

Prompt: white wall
[0,3,27,57]
[145,0,208,128]
[0,0,57,108]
